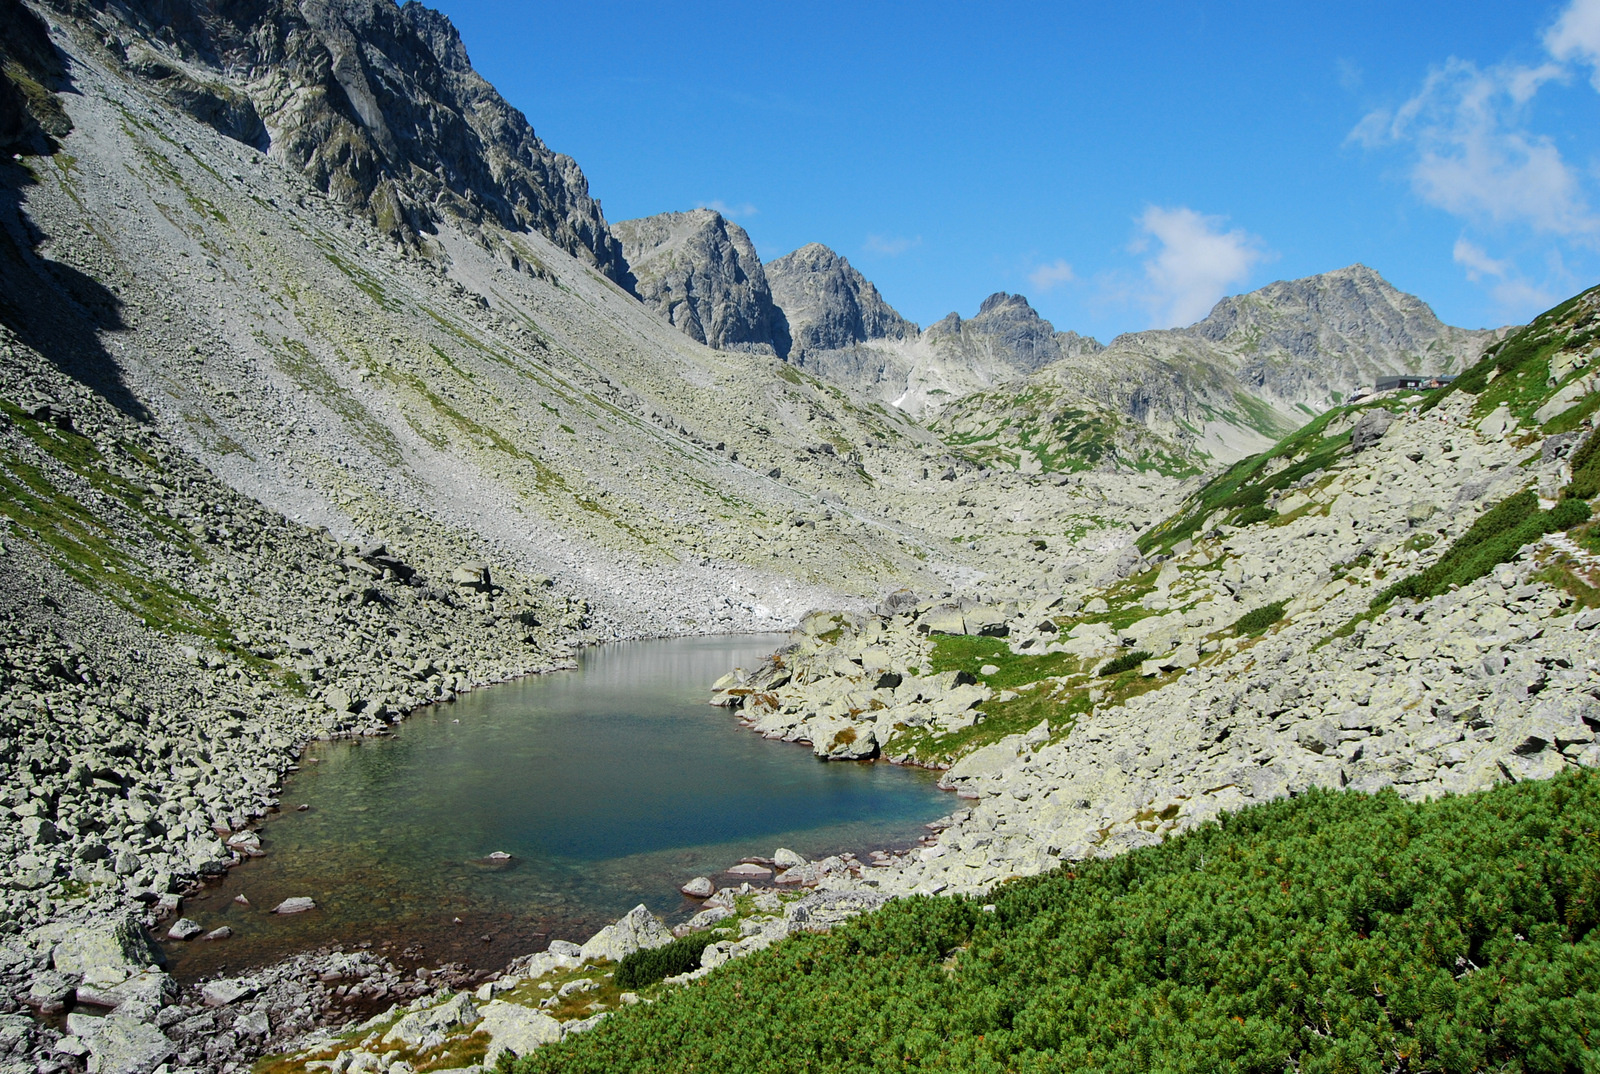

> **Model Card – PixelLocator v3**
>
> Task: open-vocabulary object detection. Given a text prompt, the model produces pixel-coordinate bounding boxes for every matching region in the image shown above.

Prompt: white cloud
[1451,237,1561,319]
[863,233,921,257]
[1451,237,1511,281]
[1352,59,1593,236]
[1135,206,1267,328]
[1027,259,1076,292]
[1546,0,1600,90]
[699,200,757,219]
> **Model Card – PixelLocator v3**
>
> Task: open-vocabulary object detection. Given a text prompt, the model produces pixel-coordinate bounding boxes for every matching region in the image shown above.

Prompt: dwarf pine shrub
[519,772,1600,1074]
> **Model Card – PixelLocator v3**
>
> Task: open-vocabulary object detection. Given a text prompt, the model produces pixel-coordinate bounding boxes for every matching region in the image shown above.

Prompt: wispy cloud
[1135,206,1268,328]
[1452,237,1560,317]
[1452,237,1511,280]
[1351,0,1600,322]
[1350,59,1591,236]
[1546,0,1600,90]
[1336,57,1364,92]
[1027,258,1076,293]
[863,233,921,257]
[699,200,758,219]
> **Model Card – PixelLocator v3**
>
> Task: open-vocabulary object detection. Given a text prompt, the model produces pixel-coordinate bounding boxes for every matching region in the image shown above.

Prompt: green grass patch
[926,634,1082,691]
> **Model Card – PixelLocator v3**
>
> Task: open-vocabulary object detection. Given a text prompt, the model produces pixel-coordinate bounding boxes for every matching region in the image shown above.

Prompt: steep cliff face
[35,0,634,284]
[612,209,787,354]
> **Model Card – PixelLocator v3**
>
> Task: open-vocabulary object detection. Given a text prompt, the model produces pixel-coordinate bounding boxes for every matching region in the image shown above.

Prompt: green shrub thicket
[1374,490,1591,609]
[1097,649,1151,677]
[1230,600,1286,635]
[614,934,718,991]
[517,772,1600,1074]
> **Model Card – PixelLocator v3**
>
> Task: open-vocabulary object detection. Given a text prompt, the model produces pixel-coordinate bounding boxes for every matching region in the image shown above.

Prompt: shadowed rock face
[613,209,789,354]
[765,243,915,359]
[38,0,633,284]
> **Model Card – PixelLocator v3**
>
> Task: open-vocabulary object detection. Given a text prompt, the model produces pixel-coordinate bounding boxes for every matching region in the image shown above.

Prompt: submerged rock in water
[165,919,203,942]
[272,897,316,915]
[679,876,714,898]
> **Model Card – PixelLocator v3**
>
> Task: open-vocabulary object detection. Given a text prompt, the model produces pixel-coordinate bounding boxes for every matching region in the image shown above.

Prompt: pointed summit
[765,244,916,358]
[612,209,789,354]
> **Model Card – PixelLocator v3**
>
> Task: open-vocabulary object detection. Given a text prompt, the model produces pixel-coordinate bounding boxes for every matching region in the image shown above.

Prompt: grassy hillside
[517,771,1600,1073]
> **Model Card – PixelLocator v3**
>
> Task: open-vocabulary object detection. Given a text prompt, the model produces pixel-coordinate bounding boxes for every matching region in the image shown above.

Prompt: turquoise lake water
[164,634,949,979]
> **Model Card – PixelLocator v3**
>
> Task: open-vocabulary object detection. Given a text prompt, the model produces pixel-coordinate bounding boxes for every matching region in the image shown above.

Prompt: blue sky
[433,1,1600,341]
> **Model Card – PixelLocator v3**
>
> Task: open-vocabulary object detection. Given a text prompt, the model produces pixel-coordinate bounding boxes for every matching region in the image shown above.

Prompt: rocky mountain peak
[397,0,473,72]
[765,243,916,358]
[976,291,1033,317]
[45,0,634,284]
[612,209,789,355]
[1183,263,1495,407]
[925,291,1082,375]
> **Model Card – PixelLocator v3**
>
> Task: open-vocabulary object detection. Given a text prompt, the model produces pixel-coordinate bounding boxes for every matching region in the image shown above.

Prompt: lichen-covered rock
[45,914,162,989]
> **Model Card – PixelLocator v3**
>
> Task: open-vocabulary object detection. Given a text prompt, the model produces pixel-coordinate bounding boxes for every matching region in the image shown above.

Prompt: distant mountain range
[614,204,1498,469]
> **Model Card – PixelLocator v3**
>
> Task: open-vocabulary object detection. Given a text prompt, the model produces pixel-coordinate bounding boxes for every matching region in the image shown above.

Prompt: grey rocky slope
[612,209,788,354]
[34,0,633,283]
[250,290,1600,1072]
[924,292,1099,378]
[709,291,1599,900]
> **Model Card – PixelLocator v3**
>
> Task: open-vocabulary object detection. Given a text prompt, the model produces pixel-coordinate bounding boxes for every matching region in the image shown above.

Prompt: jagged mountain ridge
[766,242,917,357]
[611,214,1488,466]
[33,0,633,283]
[932,265,1500,474]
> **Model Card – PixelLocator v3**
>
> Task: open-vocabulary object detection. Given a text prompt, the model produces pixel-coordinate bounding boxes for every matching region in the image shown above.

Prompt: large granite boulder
[480,1000,564,1063]
[578,905,672,963]
[382,992,479,1049]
